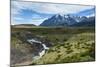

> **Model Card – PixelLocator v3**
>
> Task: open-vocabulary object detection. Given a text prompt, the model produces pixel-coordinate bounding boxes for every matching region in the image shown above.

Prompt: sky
[11,1,95,25]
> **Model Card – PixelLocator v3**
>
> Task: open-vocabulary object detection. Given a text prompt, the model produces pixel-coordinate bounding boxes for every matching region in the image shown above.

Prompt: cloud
[12,18,47,26]
[73,7,95,16]
[35,3,94,14]
[11,1,94,14]
[11,1,95,25]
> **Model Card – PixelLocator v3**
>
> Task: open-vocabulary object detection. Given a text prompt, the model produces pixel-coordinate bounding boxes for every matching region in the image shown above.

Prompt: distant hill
[11,24,36,28]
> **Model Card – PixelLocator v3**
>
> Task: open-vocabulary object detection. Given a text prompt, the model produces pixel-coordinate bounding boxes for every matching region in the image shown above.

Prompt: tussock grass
[11,27,95,65]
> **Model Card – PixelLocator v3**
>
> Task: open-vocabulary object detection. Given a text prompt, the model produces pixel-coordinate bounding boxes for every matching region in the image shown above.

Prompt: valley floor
[11,27,95,66]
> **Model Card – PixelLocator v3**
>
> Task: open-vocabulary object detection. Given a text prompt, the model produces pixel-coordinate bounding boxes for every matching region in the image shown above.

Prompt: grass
[11,26,95,65]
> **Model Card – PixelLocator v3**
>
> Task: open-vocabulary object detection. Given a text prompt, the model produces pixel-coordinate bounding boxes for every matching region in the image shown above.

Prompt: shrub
[55,38,59,41]
[57,50,60,53]
[42,32,48,34]
[66,49,73,54]
[48,49,55,53]
[63,38,67,41]
[55,54,61,61]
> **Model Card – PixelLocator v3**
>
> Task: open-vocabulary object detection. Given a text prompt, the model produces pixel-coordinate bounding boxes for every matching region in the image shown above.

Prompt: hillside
[11,24,36,28]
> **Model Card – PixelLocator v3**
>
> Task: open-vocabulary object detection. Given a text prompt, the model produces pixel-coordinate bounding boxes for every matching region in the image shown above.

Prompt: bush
[48,49,55,53]
[74,42,80,49]
[57,50,60,53]
[55,54,61,61]
[66,49,73,54]
[42,32,48,34]
[55,38,59,41]
[63,38,67,41]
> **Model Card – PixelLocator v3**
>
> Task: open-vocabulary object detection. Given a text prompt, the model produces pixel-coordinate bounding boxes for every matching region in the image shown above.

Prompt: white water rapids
[27,39,49,60]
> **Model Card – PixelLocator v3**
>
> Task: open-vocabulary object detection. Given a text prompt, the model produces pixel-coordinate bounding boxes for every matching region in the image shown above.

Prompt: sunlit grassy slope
[32,32,95,64]
[11,27,95,65]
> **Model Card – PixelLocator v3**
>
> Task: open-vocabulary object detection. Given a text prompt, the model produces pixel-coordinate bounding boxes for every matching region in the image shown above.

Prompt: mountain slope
[40,14,77,26]
[70,16,95,27]
[40,14,95,27]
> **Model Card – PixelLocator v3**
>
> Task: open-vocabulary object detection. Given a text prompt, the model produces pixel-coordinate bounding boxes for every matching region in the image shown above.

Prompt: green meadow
[11,26,95,65]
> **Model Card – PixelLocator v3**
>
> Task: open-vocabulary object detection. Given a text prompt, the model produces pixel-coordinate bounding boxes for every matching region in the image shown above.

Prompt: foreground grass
[32,32,95,64]
[11,27,95,65]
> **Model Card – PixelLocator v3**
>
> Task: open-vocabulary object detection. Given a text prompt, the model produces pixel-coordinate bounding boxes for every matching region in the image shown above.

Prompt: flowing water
[27,38,50,60]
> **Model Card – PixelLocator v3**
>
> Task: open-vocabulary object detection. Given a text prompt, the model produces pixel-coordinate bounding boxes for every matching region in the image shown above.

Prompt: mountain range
[40,14,95,27]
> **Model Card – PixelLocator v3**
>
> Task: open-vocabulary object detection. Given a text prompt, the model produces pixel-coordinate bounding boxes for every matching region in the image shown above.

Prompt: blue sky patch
[11,1,95,25]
